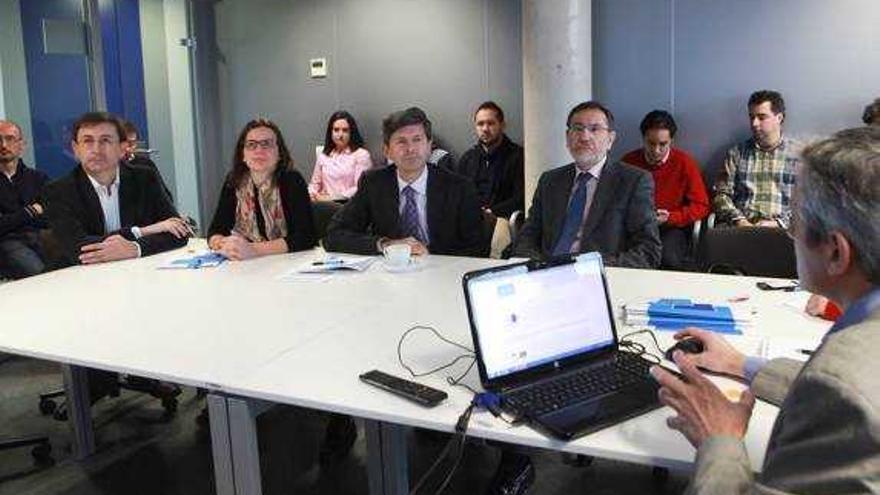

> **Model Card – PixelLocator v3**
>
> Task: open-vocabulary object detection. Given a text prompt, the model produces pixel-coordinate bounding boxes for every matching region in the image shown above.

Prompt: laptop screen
[465,253,616,380]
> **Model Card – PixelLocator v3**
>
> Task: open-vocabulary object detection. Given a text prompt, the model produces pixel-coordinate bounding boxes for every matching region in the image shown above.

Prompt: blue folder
[645,299,742,334]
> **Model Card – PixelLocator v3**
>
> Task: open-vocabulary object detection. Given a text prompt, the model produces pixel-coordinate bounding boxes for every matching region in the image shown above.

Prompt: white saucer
[382,259,422,273]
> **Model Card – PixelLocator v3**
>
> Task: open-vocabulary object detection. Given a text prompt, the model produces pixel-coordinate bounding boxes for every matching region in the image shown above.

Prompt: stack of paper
[623,298,753,335]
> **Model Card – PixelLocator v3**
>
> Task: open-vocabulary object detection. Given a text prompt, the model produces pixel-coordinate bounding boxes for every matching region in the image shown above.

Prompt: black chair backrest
[311,200,343,244]
[700,226,797,278]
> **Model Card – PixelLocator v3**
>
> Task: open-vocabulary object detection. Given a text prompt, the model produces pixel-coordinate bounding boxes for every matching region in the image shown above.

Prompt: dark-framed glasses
[567,123,611,135]
[244,139,276,151]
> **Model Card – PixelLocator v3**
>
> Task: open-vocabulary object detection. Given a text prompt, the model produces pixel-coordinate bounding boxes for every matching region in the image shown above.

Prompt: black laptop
[462,252,661,440]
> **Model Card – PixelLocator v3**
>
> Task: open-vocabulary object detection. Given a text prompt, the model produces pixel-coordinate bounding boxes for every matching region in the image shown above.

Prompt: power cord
[397,325,519,494]
[618,328,664,365]
[397,324,480,391]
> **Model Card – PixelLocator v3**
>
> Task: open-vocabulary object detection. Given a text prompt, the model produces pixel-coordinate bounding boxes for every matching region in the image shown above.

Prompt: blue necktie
[400,186,427,244]
[552,173,591,256]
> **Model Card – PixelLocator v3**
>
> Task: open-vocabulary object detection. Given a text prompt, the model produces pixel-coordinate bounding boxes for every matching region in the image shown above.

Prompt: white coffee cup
[383,243,412,268]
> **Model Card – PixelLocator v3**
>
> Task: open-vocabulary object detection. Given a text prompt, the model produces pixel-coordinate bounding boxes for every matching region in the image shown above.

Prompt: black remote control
[359,369,448,407]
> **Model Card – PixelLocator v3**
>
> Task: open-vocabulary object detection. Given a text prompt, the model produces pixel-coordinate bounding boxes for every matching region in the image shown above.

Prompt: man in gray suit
[514,101,661,267]
[652,126,880,493]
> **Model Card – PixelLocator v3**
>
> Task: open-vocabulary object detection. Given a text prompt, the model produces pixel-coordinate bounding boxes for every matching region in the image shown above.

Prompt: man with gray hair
[652,126,880,493]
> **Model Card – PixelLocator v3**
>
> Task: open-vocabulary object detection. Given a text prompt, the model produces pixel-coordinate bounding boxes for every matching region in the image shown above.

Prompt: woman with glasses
[308,110,373,202]
[208,118,316,260]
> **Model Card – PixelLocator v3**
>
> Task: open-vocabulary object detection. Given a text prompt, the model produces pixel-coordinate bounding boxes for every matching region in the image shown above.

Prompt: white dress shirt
[85,170,142,257]
[86,172,121,234]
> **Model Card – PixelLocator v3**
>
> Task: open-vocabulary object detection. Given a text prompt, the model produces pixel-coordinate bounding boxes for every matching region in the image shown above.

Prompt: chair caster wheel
[39,399,56,416]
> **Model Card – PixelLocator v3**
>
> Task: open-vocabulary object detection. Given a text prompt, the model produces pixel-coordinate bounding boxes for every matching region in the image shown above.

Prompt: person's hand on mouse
[672,327,747,379]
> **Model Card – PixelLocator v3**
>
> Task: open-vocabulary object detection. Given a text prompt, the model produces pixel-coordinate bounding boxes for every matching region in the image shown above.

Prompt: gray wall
[0,0,36,166]
[594,0,880,182]
[212,0,523,194]
[203,0,879,211]
[140,0,178,198]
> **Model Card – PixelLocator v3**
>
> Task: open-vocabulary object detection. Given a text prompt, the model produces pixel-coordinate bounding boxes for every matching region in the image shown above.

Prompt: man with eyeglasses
[651,126,880,493]
[0,119,49,279]
[44,112,190,268]
[514,101,661,267]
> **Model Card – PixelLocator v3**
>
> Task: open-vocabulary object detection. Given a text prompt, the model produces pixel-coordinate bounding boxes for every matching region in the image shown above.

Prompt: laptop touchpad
[542,392,652,439]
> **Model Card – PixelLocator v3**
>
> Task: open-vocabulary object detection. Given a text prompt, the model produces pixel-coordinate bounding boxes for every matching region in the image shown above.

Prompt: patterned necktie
[400,185,426,244]
[552,173,591,256]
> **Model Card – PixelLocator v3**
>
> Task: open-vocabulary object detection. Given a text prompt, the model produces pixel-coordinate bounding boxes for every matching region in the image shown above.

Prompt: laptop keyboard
[503,353,654,417]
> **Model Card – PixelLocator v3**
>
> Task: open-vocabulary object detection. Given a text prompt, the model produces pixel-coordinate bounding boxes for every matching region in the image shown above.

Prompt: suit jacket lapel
[75,166,106,234]
[547,164,576,245]
[425,166,444,243]
[118,164,137,227]
[580,161,619,240]
[381,166,402,238]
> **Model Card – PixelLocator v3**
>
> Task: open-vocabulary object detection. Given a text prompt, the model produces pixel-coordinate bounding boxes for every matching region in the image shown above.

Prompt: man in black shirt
[456,101,524,221]
[121,120,174,202]
[0,120,48,279]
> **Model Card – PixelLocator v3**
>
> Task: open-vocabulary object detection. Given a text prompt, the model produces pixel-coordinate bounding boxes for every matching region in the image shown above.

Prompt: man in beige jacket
[652,126,880,494]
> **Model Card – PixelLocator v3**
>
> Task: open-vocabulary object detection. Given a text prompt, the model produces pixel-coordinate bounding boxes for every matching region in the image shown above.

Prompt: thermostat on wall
[310,58,327,78]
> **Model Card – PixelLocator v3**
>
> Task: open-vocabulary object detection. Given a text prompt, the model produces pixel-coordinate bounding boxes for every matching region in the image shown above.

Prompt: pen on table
[798,349,814,356]
[312,260,344,266]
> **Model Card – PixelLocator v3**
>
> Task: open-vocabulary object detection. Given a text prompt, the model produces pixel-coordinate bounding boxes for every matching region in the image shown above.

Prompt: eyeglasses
[77,136,119,148]
[244,139,276,151]
[568,123,611,135]
[0,135,22,145]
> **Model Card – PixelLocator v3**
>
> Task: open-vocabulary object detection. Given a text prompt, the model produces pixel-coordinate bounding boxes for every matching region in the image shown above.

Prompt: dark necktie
[552,172,591,256]
[400,185,426,244]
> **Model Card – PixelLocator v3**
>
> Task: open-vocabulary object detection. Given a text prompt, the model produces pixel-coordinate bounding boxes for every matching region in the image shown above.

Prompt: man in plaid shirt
[713,90,801,227]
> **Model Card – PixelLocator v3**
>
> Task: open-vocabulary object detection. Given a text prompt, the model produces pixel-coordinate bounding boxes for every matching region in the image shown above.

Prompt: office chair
[311,200,343,246]
[0,435,53,467]
[508,210,524,247]
[0,355,53,467]
[36,229,181,422]
[699,224,796,278]
[39,369,179,422]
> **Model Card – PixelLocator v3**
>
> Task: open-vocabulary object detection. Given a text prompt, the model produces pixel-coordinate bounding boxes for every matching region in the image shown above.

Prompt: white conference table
[0,242,831,495]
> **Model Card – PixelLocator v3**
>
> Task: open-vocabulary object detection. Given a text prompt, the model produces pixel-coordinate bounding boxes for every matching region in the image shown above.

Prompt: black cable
[410,403,474,495]
[432,406,473,494]
[398,325,475,378]
[445,357,478,394]
[409,432,458,494]
[619,328,664,364]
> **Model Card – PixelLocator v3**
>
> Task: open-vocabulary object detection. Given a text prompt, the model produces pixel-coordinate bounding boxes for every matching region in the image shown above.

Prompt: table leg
[365,419,409,495]
[61,364,94,459]
[208,393,235,495]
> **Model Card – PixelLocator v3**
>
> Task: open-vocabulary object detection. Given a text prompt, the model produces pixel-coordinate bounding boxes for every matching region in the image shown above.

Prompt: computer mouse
[664,338,705,361]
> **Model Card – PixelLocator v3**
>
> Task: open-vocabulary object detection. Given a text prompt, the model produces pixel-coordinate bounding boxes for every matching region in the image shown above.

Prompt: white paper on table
[294,255,376,273]
[782,290,813,314]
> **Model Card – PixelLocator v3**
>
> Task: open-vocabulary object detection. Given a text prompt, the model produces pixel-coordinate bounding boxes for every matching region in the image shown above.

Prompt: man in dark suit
[514,101,661,268]
[42,112,189,401]
[325,107,484,257]
[44,112,190,268]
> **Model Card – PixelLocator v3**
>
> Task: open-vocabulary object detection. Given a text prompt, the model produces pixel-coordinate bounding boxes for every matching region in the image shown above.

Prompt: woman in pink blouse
[308,111,373,201]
